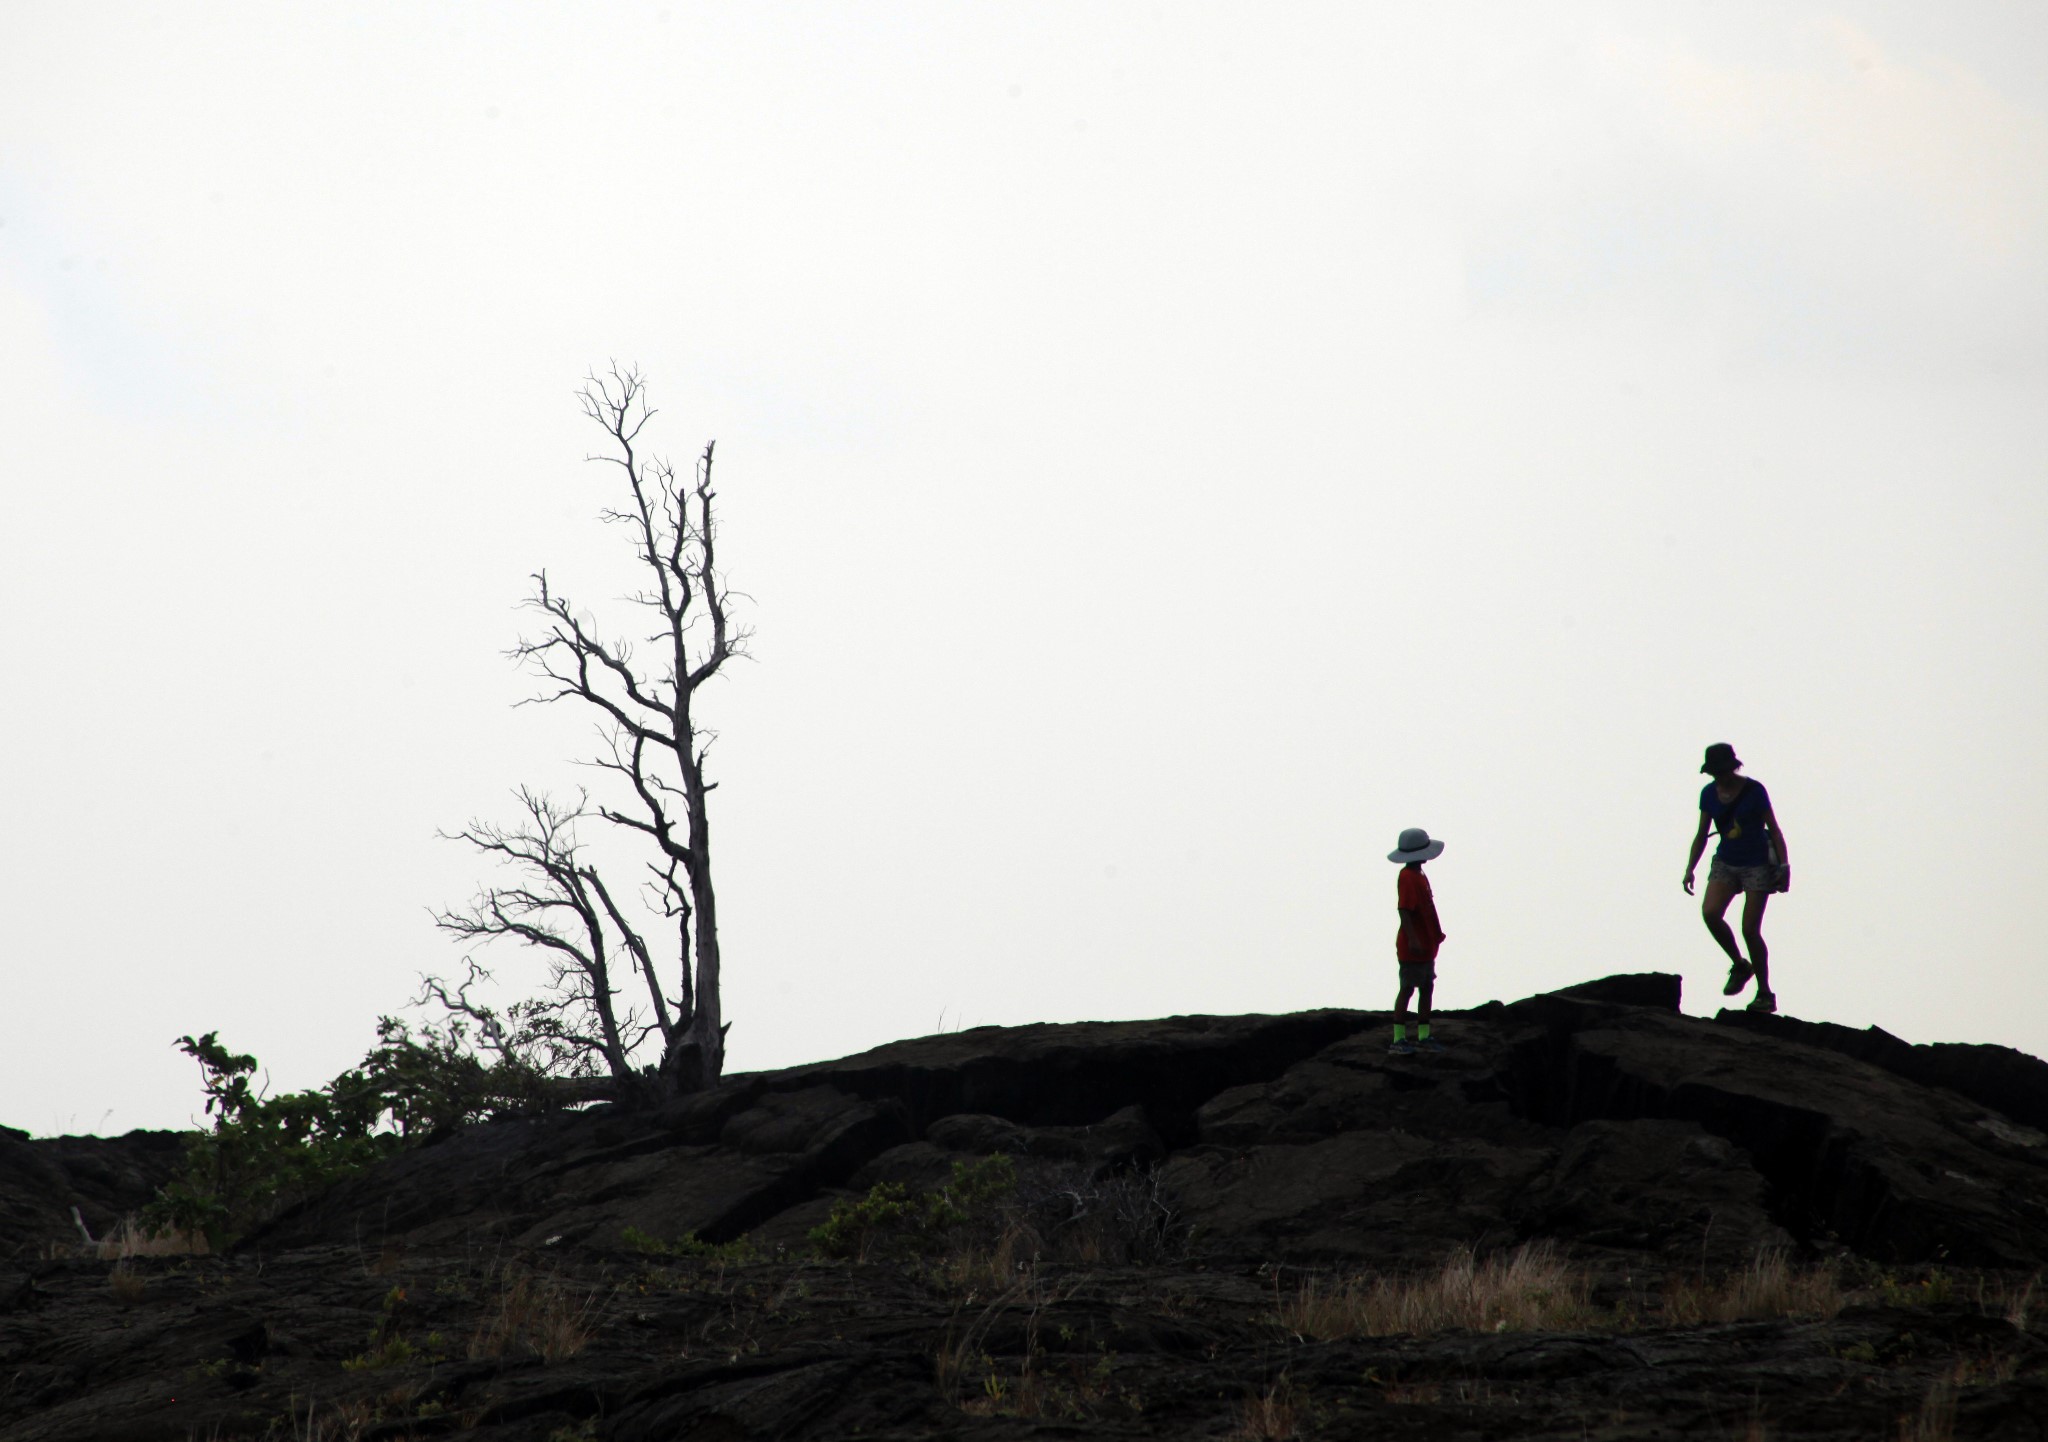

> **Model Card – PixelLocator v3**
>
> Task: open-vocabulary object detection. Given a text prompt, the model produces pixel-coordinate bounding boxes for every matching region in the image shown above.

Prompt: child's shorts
[1398,961,1436,990]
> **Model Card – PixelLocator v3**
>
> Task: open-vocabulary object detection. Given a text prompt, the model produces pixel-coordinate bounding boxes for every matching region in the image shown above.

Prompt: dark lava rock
[0,1129,186,1255]
[6,973,2048,1440]
[231,977,2048,1269]
[1718,1007,2048,1135]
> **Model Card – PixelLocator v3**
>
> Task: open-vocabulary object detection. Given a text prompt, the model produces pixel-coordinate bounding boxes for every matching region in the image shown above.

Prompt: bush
[810,1156,1019,1261]
[620,1226,762,1264]
[1012,1166,1188,1266]
[144,1017,557,1246]
[810,1157,1190,1276]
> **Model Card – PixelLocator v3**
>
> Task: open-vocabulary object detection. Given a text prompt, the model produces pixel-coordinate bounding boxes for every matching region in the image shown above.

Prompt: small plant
[621,1226,761,1263]
[930,1216,1040,1293]
[1994,1274,2037,1330]
[935,1266,1120,1420]
[341,1285,447,1370]
[280,1394,380,1442]
[1013,1166,1189,1266]
[1881,1268,1956,1308]
[342,1336,423,1372]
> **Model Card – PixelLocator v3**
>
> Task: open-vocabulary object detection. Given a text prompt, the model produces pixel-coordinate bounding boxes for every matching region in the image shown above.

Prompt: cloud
[1634,17,2048,259]
[1462,17,2048,375]
[0,176,219,420]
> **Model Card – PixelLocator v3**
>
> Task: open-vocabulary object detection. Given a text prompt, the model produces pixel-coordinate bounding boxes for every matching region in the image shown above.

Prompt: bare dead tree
[431,789,663,1087]
[434,366,749,1096]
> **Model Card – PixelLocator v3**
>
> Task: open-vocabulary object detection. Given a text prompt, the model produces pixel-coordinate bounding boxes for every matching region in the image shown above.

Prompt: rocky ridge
[3,974,2046,1440]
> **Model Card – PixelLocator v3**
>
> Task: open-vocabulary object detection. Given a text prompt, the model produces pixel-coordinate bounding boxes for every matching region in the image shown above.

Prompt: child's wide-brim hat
[1388,827,1445,863]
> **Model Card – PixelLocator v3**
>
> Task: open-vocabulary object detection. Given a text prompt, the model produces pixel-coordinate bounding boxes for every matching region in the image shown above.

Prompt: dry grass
[936,1268,1048,1406]
[281,1395,380,1442]
[929,1218,1042,1295]
[1664,1251,1842,1325]
[100,1221,208,1259]
[936,1266,1130,1420]
[918,1166,1188,1296]
[468,1268,606,1362]
[108,1261,147,1306]
[1233,1375,1300,1440]
[57,1213,208,1261]
[1898,1373,1957,1442]
[1280,1245,1856,1342]
[1973,1273,2038,1330]
[1384,1380,1441,1405]
[1281,1243,1592,1339]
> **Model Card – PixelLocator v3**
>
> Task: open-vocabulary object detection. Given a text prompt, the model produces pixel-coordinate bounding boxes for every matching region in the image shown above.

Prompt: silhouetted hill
[5,974,2046,1439]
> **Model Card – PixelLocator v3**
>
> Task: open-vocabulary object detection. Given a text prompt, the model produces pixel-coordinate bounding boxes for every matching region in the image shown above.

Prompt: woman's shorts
[1709,857,1779,894]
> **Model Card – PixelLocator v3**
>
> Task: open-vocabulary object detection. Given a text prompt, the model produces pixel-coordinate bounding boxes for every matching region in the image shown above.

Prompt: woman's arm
[1684,811,1712,894]
[1764,805,1787,865]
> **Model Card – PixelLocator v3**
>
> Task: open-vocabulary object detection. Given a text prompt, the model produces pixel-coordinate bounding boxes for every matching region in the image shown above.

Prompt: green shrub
[1879,1269,1955,1307]
[144,1018,557,1247]
[809,1155,1017,1261]
[620,1226,762,1263]
[340,1285,447,1370]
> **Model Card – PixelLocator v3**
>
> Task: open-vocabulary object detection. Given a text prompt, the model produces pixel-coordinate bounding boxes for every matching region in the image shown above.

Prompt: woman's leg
[1741,889,1772,996]
[1701,879,1746,966]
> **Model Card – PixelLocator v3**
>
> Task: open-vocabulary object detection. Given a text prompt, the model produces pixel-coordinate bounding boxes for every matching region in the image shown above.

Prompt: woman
[1683,742,1789,1013]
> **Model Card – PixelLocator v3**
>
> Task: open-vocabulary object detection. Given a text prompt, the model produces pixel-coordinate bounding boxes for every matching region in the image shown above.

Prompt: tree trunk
[676,706,725,1089]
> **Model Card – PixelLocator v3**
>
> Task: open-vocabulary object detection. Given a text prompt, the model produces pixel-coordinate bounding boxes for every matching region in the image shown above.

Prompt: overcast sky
[4,3,2044,1137]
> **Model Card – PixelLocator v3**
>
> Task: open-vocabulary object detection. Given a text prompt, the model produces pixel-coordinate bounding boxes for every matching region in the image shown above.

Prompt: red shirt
[1396,865,1445,963]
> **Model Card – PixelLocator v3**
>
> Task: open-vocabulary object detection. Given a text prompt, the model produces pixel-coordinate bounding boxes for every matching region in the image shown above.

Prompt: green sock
[1418,1024,1432,1041]
[1392,1024,1407,1043]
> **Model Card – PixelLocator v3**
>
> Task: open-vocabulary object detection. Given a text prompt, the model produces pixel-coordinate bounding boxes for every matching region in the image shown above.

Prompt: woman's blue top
[1700,780,1774,866]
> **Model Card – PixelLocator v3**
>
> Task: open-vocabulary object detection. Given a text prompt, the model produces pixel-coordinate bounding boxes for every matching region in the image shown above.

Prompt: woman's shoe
[1747,990,1777,1014]
[1723,961,1754,996]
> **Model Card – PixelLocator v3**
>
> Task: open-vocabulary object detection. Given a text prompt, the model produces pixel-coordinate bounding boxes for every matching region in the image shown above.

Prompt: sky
[3,3,2044,1137]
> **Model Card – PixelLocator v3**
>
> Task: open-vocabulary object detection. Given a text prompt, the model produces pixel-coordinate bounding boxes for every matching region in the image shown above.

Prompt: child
[1388,827,1446,1054]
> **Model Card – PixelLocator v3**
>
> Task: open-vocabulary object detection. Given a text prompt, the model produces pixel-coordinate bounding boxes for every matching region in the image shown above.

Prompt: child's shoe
[1387,1039,1417,1056]
[1722,960,1754,996]
[1416,1038,1446,1053]
[1747,990,1777,1014]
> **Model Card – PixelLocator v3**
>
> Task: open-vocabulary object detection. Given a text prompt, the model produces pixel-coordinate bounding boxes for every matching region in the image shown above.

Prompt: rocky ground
[4,974,2047,1440]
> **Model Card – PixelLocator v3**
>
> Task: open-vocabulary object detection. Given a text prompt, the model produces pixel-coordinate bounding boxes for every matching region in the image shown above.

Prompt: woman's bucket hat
[1700,742,1742,775]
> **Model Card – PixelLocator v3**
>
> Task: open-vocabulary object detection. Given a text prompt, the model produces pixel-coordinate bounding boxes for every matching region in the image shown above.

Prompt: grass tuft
[97,1215,209,1259]
[1899,1372,1957,1442]
[1664,1250,1842,1325]
[469,1269,606,1362]
[1281,1242,1591,1339]
[1233,1375,1301,1439]
[108,1260,147,1306]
